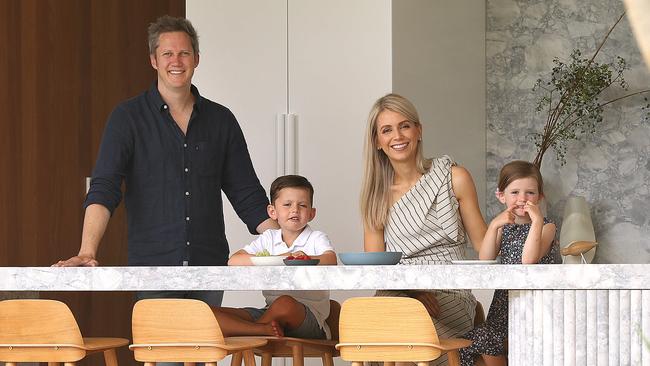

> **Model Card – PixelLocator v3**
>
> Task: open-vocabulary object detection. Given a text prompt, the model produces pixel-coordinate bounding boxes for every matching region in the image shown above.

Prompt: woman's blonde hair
[360,93,431,230]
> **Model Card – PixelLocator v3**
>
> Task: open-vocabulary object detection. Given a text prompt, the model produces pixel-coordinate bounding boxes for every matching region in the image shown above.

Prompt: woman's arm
[451,166,488,251]
[364,225,386,252]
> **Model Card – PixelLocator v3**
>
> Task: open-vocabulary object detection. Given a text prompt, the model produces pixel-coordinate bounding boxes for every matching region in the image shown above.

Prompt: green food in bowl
[255,249,271,257]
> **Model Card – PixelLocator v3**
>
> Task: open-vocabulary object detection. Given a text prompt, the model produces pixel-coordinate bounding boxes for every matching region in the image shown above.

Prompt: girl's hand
[523,201,543,223]
[492,206,515,228]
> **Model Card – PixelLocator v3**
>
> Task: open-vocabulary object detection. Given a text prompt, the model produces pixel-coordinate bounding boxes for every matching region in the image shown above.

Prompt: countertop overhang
[2,264,648,291]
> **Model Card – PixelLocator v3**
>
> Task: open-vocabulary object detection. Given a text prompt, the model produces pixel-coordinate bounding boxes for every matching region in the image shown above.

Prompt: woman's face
[375,109,421,164]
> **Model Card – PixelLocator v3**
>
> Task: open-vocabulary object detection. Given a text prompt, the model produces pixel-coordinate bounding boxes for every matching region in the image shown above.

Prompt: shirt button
[186,216,190,221]
[184,167,189,172]
[186,241,190,246]
[163,104,168,110]
[185,191,190,196]
[183,143,187,148]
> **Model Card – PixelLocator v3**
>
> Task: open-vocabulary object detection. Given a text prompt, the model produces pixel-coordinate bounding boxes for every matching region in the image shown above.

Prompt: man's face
[150,31,199,92]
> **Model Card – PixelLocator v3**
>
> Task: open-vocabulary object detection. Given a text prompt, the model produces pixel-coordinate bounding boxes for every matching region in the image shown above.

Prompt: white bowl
[250,256,285,266]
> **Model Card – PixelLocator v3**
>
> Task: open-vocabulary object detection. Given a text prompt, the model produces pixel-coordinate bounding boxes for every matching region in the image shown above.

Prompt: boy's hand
[492,205,515,228]
[524,201,543,223]
[290,251,307,257]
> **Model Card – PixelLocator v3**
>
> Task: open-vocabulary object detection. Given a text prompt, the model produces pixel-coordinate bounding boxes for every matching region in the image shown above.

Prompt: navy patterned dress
[459,218,559,365]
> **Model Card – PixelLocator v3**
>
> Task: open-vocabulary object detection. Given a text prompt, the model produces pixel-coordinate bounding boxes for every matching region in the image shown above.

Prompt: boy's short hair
[270,175,314,205]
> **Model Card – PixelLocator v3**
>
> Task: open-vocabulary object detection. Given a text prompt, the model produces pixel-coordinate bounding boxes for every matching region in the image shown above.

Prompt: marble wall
[486,0,650,263]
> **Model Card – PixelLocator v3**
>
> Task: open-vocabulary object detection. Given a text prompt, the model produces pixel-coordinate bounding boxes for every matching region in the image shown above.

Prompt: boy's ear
[308,207,316,222]
[267,204,278,220]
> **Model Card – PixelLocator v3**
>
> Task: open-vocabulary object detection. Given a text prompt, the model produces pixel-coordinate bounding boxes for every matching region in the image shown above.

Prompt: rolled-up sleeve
[83,106,133,215]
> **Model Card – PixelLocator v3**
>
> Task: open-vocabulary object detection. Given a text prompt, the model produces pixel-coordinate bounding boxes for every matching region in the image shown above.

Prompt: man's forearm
[79,203,111,258]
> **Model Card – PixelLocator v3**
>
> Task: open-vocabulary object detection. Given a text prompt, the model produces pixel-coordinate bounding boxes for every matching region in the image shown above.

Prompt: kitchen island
[2,264,649,365]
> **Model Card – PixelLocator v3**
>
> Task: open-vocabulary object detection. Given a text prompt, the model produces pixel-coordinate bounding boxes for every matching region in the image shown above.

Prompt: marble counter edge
[1,264,648,291]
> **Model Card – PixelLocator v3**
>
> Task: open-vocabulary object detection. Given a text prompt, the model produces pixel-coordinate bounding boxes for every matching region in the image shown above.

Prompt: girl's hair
[497,160,544,195]
[360,93,431,230]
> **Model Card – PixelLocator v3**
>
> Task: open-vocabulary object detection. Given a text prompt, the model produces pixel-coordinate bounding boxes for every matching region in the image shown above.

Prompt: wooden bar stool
[231,300,341,366]
[0,299,129,366]
[130,298,267,366]
[335,297,472,366]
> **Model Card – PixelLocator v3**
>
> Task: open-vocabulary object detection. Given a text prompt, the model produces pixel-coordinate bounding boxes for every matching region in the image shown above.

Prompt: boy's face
[268,187,316,235]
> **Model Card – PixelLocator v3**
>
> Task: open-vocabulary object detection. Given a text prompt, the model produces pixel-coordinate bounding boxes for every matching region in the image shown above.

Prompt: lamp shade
[624,0,650,70]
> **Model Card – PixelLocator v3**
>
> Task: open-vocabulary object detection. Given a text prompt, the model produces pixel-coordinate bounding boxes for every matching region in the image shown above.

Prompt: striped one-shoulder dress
[376,156,476,366]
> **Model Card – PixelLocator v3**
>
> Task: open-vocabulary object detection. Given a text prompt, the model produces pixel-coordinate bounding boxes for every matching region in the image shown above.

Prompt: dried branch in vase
[531,12,650,168]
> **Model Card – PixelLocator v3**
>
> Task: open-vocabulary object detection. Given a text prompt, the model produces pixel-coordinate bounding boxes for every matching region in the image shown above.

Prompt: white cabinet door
[188,0,287,252]
[189,0,390,255]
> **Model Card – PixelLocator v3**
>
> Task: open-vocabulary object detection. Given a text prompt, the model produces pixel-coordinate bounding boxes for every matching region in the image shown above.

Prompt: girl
[459,160,559,366]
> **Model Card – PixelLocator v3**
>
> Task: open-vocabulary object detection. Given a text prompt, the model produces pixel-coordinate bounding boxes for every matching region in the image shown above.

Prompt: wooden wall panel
[0,1,185,365]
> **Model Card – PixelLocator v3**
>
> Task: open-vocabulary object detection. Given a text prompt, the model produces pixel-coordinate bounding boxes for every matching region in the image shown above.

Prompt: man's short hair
[147,15,199,55]
[270,175,315,206]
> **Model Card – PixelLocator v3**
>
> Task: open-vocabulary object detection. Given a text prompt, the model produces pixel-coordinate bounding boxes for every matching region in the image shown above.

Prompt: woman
[360,93,487,365]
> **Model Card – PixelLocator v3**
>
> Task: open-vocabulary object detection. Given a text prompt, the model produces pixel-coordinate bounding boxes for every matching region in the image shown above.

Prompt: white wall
[392,1,491,309]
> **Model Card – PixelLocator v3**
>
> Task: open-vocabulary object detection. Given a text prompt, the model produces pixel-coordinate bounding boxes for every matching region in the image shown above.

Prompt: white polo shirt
[241,225,335,339]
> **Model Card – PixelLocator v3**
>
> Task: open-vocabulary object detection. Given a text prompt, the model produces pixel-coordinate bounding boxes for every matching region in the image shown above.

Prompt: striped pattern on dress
[377,156,476,366]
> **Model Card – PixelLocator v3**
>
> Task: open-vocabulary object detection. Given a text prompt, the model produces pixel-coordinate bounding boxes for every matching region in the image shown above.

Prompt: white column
[564,290,576,366]
[620,290,631,365]
[586,290,598,366]
[596,290,609,366]
[631,290,642,366]
[609,290,620,365]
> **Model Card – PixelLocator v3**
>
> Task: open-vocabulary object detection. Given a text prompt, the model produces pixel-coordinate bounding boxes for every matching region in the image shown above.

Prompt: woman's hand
[410,291,440,318]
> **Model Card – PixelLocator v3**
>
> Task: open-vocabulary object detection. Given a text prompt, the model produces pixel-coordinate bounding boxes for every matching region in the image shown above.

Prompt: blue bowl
[338,252,402,265]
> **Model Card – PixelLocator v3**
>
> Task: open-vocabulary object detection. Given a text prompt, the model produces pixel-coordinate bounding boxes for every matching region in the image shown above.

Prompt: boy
[213,175,337,339]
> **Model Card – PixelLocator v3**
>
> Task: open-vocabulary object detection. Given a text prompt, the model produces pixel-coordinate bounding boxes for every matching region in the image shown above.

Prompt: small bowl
[338,252,402,265]
[250,256,285,266]
[283,258,320,266]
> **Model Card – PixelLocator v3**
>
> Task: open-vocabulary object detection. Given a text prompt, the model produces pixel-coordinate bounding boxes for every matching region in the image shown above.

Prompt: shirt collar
[272,225,313,250]
[147,81,203,113]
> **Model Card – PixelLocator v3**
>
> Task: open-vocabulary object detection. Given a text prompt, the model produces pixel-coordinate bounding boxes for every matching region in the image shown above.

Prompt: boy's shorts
[243,303,326,339]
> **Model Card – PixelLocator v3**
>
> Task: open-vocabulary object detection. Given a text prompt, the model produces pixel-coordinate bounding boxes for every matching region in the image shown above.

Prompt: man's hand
[410,291,440,318]
[52,255,98,267]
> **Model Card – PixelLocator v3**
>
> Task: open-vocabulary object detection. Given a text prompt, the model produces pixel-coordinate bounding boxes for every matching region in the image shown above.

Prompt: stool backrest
[0,299,85,362]
[131,298,226,362]
[338,297,441,362]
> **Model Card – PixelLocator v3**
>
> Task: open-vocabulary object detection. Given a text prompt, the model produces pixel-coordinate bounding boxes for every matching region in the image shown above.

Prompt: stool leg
[206,363,218,366]
[103,348,118,366]
[185,363,197,366]
[48,363,61,366]
[261,352,273,366]
[144,362,157,366]
[291,344,304,366]
[321,352,334,366]
[351,362,363,366]
[242,349,256,366]
[417,362,429,366]
[446,351,461,366]
[231,352,244,366]
[64,363,76,366]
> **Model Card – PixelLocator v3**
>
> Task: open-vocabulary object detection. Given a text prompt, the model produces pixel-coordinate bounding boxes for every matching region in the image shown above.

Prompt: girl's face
[497,177,542,218]
[375,109,421,164]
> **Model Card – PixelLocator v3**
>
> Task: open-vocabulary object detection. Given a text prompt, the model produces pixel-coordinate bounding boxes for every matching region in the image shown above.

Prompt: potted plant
[531,12,650,168]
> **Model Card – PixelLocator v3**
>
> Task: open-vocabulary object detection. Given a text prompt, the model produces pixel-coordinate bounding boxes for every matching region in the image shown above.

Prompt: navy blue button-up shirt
[84,82,269,266]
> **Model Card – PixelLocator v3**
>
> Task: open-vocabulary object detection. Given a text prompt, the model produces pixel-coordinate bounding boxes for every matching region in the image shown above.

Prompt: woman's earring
[418,136,422,141]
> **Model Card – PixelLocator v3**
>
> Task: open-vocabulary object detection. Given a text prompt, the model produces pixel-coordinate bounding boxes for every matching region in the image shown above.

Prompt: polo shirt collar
[272,225,313,250]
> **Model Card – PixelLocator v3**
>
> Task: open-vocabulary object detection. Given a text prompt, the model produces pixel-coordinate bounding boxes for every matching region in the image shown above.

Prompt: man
[54,15,276,306]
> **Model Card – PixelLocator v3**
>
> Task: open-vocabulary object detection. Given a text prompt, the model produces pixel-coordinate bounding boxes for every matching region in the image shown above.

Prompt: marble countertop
[1,264,648,291]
